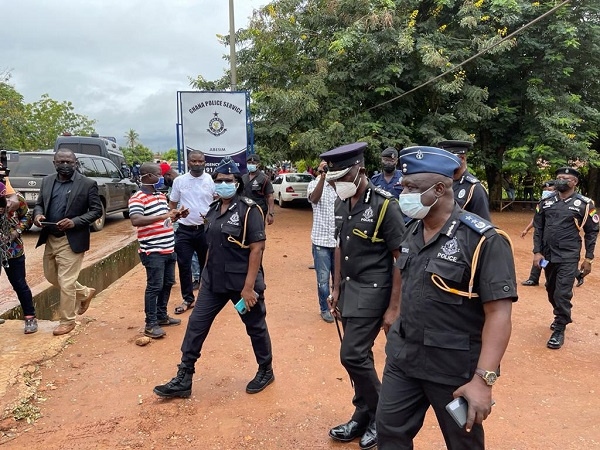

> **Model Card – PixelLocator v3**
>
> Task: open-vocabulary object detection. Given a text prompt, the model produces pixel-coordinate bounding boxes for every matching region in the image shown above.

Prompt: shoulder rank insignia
[459,213,494,234]
[373,186,392,198]
[576,193,592,204]
[464,174,480,184]
[239,196,256,206]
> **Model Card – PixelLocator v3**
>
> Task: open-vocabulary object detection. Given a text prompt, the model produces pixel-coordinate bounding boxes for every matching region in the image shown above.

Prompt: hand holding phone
[446,397,468,428]
[39,221,58,226]
[234,298,247,315]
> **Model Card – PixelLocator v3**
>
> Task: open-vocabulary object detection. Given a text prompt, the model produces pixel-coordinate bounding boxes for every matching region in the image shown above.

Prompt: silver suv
[7,151,138,231]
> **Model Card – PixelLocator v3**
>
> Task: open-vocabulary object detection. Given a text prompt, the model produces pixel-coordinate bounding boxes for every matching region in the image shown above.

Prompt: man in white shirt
[307,160,337,323]
[169,150,215,314]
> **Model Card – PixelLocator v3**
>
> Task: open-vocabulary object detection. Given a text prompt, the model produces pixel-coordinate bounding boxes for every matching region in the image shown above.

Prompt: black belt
[178,223,204,231]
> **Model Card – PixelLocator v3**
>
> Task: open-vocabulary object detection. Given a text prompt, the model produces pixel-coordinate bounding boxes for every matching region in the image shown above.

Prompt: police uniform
[321,142,406,439]
[371,147,403,199]
[376,147,517,450]
[438,140,491,221]
[179,159,272,375]
[533,168,598,337]
[242,154,274,217]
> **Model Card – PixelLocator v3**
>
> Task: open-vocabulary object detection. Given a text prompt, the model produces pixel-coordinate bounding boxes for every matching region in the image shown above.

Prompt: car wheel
[92,203,106,232]
[279,194,288,208]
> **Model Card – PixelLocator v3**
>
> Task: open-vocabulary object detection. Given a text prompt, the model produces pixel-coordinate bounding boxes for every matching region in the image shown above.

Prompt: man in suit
[33,149,103,336]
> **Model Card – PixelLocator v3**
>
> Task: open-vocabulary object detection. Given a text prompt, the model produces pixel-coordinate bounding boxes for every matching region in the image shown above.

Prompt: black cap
[555,167,580,179]
[320,142,367,180]
[437,140,473,155]
[215,157,240,175]
[381,147,398,159]
[247,153,261,163]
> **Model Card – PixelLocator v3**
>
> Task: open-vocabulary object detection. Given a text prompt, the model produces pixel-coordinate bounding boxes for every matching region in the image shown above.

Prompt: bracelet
[584,258,593,264]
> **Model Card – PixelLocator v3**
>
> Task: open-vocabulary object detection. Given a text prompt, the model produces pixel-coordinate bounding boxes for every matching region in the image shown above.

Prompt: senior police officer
[438,140,491,221]
[242,153,275,224]
[323,142,406,450]
[376,146,517,450]
[533,167,598,349]
[371,147,403,199]
[154,157,274,398]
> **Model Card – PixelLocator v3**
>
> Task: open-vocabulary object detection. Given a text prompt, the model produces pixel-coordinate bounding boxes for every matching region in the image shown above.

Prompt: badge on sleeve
[458,189,466,199]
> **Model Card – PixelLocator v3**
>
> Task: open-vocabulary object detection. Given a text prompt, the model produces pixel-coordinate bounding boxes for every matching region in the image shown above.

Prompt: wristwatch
[475,368,497,386]
[15,228,23,235]
[268,212,274,217]
[584,258,593,264]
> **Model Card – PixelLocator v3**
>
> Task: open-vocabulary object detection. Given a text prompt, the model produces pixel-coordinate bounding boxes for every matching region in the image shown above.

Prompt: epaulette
[239,196,256,206]
[459,212,494,235]
[209,198,220,210]
[576,193,593,204]
[373,186,393,198]
[463,174,480,184]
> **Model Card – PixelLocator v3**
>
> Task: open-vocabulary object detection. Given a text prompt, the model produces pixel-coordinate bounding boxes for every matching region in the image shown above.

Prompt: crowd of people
[0,141,597,449]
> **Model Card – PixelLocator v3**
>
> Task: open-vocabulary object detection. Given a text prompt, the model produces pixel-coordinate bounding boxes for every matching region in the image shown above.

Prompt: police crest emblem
[458,189,466,199]
[227,211,240,226]
[441,237,460,256]
[208,112,227,136]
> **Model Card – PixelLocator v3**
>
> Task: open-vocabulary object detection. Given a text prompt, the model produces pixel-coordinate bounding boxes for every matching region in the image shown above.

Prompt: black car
[7,151,138,231]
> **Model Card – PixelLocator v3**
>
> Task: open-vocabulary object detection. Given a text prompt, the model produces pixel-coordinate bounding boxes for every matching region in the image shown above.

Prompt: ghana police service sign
[177,91,251,172]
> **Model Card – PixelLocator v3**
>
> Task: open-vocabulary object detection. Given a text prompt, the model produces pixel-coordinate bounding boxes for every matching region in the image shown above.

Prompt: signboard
[177,91,251,173]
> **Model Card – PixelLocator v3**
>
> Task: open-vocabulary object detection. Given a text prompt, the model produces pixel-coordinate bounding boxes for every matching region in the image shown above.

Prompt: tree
[162,149,179,162]
[124,129,139,150]
[0,72,27,150]
[122,143,154,166]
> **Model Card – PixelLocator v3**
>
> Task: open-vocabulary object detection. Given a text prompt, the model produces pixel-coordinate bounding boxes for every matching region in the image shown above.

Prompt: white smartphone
[446,397,468,428]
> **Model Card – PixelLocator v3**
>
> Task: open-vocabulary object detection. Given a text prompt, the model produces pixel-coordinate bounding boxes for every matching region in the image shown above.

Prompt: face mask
[141,175,164,190]
[398,184,439,219]
[215,182,237,199]
[383,163,396,174]
[335,169,361,200]
[541,190,554,199]
[164,178,174,188]
[189,166,205,175]
[247,164,257,173]
[554,179,572,193]
[56,165,75,177]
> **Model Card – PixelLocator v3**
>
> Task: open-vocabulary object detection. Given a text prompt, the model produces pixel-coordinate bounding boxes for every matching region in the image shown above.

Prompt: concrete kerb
[0,239,140,321]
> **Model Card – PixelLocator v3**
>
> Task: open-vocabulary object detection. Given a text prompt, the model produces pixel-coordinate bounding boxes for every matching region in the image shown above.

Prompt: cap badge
[416,150,424,160]
[565,169,570,173]
[328,161,334,168]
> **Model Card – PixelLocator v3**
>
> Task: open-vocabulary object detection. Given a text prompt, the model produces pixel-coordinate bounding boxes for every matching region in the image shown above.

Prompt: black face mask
[189,166,205,175]
[164,178,174,187]
[554,179,571,192]
[383,163,396,174]
[56,166,75,177]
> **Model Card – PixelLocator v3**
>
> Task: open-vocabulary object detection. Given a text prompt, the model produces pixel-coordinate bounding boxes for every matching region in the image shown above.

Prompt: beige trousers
[43,235,91,325]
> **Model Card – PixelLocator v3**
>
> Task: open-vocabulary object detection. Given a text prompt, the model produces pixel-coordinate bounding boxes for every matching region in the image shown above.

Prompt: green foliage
[122,144,154,166]
[162,149,179,162]
[0,73,27,150]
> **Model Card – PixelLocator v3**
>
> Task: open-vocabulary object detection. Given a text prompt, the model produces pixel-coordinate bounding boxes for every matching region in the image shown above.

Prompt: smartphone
[446,397,468,428]
[39,221,58,226]
[234,298,247,315]
[540,258,549,268]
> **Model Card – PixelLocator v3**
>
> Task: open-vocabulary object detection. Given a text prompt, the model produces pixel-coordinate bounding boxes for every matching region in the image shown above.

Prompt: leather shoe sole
[153,387,191,398]
[77,288,96,315]
[521,280,539,286]
[53,323,75,336]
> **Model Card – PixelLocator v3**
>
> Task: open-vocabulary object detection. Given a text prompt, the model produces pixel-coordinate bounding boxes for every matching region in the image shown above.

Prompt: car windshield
[286,174,314,183]
[8,155,54,176]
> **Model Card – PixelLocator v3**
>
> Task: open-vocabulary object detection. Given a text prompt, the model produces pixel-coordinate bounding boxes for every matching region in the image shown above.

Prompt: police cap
[247,153,260,163]
[381,147,398,159]
[437,140,473,155]
[555,167,580,179]
[320,142,367,181]
[215,157,240,175]
[399,146,461,178]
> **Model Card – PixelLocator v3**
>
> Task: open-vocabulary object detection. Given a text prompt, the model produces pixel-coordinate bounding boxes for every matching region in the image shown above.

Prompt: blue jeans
[191,252,200,281]
[1,255,35,317]
[312,244,335,312]
[139,252,176,326]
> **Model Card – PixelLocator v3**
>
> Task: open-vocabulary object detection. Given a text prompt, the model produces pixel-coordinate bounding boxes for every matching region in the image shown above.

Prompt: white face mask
[541,190,554,199]
[334,169,361,200]
[398,184,438,219]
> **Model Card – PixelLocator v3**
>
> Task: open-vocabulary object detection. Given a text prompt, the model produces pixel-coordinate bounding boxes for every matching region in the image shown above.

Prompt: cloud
[0,0,264,151]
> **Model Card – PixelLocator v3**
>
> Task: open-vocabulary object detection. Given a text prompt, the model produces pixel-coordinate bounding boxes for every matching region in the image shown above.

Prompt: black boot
[246,363,274,394]
[153,364,195,398]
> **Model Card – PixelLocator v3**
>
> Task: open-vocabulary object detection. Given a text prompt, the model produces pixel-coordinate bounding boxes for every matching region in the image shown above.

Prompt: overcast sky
[1,0,265,152]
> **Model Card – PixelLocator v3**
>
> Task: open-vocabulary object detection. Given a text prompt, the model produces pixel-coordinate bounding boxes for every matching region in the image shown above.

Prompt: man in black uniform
[533,167,598,349]
[438,140,491,221]
[154,157,274,398]
[370,147,403,199]
[377,146,517,450]
[242,153,275,225]
[322,142,406,450]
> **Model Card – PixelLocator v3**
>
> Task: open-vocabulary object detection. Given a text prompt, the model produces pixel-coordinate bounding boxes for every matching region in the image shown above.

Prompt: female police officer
[154,157,274,398]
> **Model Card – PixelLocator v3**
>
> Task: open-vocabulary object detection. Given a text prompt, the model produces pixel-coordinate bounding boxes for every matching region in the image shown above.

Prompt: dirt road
[1,205,599,449]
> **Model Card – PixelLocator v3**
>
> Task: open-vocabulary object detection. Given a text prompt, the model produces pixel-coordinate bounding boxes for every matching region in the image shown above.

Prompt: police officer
[376,146,517,450]
[533,167,598,349]
[438,140,491,221]
[371,147,403,199]
[242,153,275,225]
[323,142,406,450]
[154,157,274,398]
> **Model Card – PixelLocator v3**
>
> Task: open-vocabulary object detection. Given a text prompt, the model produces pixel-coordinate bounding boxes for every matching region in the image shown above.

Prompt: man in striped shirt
[128,163,187,338]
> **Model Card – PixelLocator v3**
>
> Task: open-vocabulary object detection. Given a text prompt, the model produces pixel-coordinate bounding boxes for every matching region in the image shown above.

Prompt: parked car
[7,152,138,231]
[54,133,126,168]
[272,173,314,207]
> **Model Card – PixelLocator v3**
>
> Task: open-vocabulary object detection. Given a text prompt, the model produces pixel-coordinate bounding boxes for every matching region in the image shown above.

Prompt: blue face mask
[215,181,237,199]
[142,175,164,190]
[541,190,554,199]
[247,164,257,173]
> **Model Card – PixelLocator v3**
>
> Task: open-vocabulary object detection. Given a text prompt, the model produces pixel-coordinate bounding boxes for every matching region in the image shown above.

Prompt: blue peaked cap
[399,146,461,178]
[215,157,240,175]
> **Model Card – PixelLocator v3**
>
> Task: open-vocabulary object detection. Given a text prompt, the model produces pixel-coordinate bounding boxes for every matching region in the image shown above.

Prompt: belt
[50,232,66,238]
[178,223,204,231]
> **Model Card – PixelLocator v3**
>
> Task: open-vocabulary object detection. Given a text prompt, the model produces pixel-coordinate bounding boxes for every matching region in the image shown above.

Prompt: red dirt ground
[1,205,599,449]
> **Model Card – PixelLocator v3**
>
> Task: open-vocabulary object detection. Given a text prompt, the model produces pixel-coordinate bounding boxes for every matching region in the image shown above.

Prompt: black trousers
[180,287,272,369]
[544,261,579,328]
[377,357,484,450]
[174,225,208,305]
[340,316,383,425]
[528,264,542,283]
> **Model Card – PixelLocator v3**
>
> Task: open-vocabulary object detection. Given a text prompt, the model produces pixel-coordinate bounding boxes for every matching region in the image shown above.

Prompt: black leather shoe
[547,329,565,349]
[521,279,539,286]
[246,364,274,394]
[329,420,367,442]
[576,274,584,287]
[359,420,377,450]
[154,364,194,398]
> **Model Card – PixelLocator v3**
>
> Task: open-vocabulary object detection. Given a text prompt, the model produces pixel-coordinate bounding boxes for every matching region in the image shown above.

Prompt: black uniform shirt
[335,182,406,317]
[388,205,517,386]
[242,170,274,214]
[453,170,491,221]
[202,195,266,294]
[533,192,599,262]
